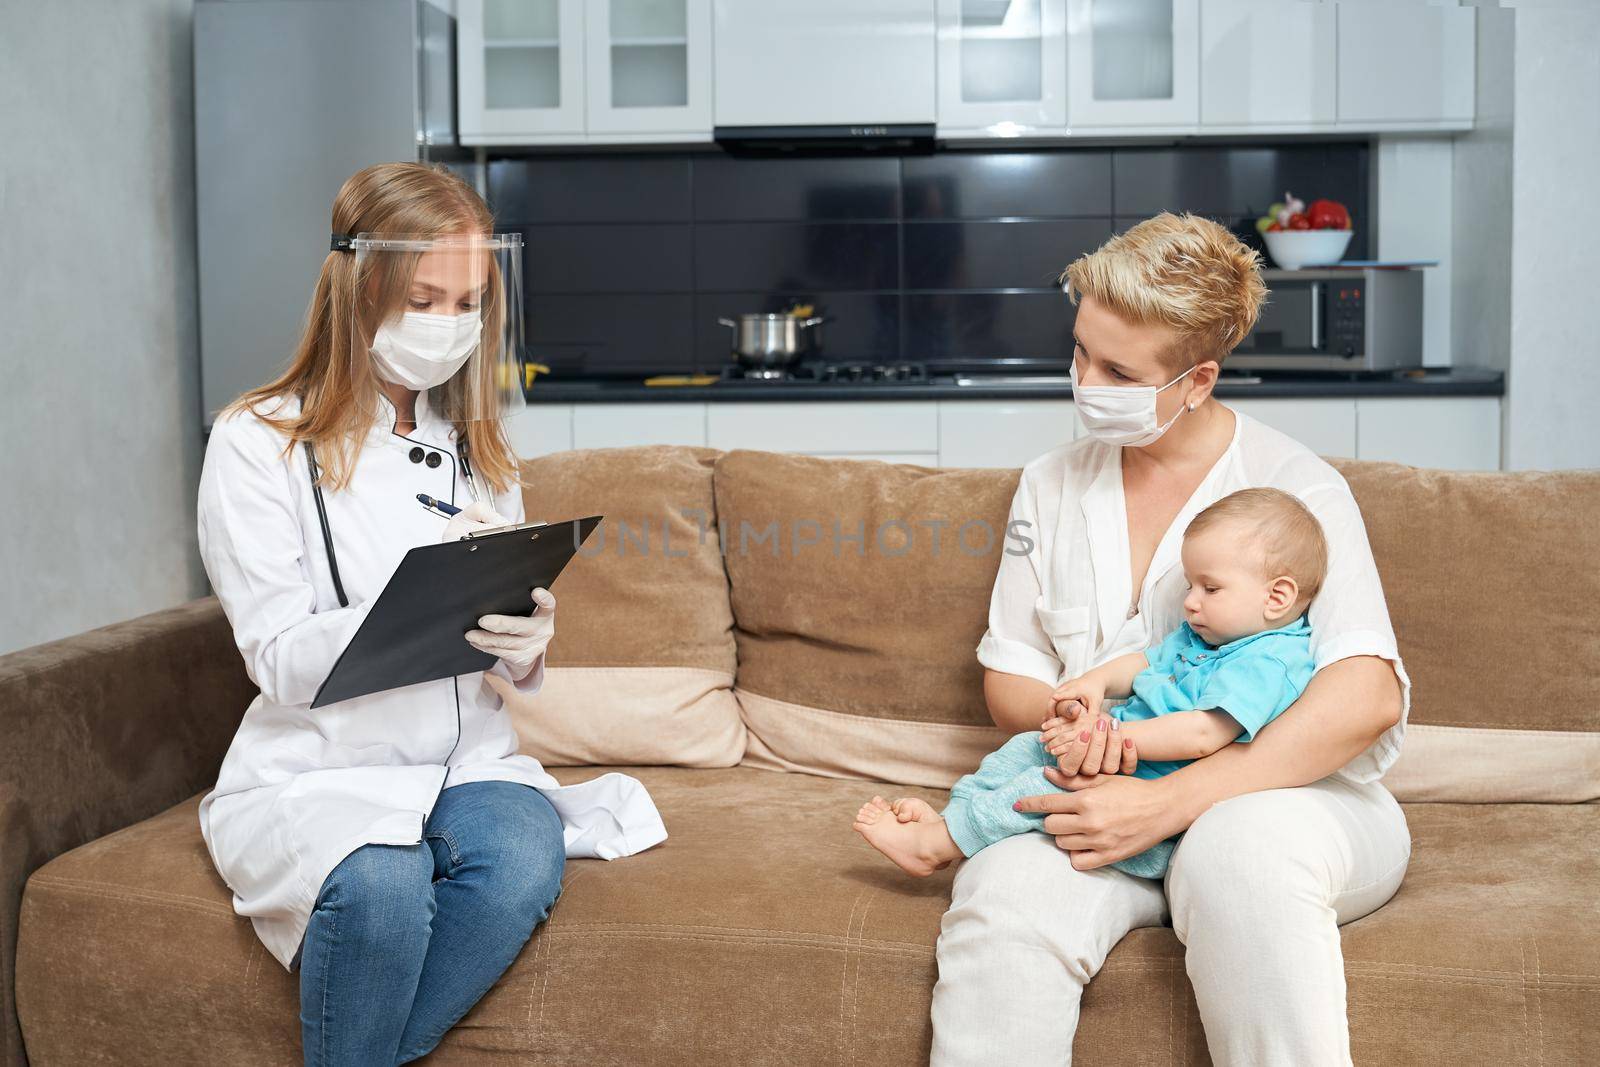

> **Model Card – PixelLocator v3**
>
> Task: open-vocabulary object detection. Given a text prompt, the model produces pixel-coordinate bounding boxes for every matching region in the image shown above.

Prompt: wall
[0,0,207,655]
[1375,137,1454,368]
[1451,3,1514,379]
[489,143,1372,377]
[1504,3,1600,470]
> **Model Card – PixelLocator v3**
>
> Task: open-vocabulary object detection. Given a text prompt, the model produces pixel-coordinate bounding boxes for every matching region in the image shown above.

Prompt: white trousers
[930,776,1411,1067]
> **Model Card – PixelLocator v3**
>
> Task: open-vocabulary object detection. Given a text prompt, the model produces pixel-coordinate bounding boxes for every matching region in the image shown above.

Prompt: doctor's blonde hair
[1060,212,1267,369]
[223,162,521,493]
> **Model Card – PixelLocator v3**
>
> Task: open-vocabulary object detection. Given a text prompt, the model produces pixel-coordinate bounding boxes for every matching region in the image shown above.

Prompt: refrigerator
[194,0,463,427]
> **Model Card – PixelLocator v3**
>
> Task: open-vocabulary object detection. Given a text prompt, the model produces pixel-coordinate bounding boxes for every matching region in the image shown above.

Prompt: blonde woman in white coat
[197,162,665,1066]
[931,214,1411,1066]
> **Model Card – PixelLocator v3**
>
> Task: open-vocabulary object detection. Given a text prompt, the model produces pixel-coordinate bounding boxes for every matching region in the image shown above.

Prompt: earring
[1187,402,1195,412]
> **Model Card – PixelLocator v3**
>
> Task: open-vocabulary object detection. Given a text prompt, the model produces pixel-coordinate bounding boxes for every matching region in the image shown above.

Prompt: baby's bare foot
[852,795,961,877]
[890,796,940,824]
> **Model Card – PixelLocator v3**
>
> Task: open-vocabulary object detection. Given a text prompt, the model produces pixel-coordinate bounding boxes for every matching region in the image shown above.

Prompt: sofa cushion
[712,450,1017,787]
[510,446,745,768]
[1331,460,1600,802]
[17,773,1599,1065]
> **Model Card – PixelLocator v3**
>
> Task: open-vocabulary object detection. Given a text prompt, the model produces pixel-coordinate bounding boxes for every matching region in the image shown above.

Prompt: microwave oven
[1229,268,1423,372]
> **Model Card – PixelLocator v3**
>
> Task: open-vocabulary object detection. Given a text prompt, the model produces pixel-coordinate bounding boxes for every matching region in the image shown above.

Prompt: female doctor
[931,214,1412,1065]
[197,162,665,1066]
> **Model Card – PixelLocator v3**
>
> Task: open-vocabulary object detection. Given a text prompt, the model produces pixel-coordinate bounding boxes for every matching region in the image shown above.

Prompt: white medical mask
[370,311,482,391]
[1070,361,1198,448]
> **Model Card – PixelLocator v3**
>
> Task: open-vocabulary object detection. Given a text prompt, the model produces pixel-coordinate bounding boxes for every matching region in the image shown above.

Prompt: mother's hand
[1014,769,1180,870]
[1043,711,1137,777]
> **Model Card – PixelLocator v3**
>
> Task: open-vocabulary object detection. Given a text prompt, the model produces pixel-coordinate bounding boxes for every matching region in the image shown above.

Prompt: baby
[854,487,1328,879]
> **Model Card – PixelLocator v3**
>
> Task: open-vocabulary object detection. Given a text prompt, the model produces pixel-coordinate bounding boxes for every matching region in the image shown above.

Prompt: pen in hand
[416,494,461,519]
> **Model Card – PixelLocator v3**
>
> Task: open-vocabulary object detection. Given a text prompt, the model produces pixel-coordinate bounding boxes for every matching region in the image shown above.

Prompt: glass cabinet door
[1066,0,1198,128]
[458,0,586,142]
[937,0,1067,133]
[585,0,713,136]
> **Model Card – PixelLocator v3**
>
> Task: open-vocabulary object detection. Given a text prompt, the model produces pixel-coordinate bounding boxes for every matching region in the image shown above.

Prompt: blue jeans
[294,780,566,1066]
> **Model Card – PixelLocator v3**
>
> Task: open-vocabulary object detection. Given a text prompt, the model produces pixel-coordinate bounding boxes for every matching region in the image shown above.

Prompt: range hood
[713,124,936,156]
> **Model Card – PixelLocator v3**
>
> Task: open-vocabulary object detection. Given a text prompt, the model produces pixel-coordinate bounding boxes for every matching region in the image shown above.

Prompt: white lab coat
[977,408,1410,784]
[196,391,666,970]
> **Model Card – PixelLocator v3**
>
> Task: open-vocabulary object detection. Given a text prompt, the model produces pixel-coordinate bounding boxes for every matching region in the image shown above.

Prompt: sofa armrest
[0,597,253,1065]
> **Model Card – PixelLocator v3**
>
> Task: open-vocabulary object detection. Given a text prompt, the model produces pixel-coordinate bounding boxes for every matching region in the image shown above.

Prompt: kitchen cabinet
[573,404,708,449]
[1335,2,1475,129]
[712,0,937,127]
[707,402,939,455]
[1198,0,1336,129]
[936,0,1068,135]
[458,0,585,143]
[512,396,1502,471]
[1229,398,1358,459]
[937,400,1078,468]
[1066,0,1200,129]
[585,0,714,137]
[1355,397,1500,471]
[506,404,575,457]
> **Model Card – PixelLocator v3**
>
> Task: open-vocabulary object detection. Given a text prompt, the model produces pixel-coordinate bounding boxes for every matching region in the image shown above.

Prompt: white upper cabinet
[585,0,713,137]
[1066,0,1199,128]
[1335,2,1475,128]
[458,0,586,143]
[1199,0,1336,129]
[713,0,937,126]
[936,0,1068,134]
[457,0,1476,146]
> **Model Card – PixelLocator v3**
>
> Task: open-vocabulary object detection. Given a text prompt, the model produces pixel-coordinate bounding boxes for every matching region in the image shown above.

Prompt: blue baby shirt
[1113,615,1317,780]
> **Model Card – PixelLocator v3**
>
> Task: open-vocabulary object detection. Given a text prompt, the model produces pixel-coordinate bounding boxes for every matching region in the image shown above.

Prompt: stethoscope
[303,431,483,610]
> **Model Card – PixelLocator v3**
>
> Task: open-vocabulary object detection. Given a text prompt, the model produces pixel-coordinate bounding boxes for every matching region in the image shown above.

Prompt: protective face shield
[348,232,526,423]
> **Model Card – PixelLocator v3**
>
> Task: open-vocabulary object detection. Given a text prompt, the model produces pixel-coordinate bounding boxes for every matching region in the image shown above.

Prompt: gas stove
[719,361,928,384]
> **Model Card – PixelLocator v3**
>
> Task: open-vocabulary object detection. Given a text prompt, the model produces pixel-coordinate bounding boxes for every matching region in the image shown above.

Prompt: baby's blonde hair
[1060,212,1268,368]
[1185,488,1328,606]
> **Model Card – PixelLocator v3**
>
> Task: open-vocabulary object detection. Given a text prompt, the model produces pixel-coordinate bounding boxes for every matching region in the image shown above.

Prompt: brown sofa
[5,446,1597,1065]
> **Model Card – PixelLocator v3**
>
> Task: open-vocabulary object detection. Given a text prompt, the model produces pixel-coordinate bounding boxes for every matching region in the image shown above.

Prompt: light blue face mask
[1070,361,1198,447]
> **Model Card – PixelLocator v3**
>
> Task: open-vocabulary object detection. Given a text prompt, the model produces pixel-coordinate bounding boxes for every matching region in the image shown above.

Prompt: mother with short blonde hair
[931,213,1410,1066]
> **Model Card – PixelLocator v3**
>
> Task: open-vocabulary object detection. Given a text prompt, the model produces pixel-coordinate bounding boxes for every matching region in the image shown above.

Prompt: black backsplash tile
[527,293,696,376]
[691,156,901,221]
[1113,144,1371,259]
[492,141,1370,375]
[905,219,1114,291]
[489,156,692,223]
[904,292,1076,361]
[904,151,1113,218]
[694,222,900,292]
[521,223,692,293]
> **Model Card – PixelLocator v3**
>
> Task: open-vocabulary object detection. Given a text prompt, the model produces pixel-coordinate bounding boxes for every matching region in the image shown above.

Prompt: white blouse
[977,408,1408,784]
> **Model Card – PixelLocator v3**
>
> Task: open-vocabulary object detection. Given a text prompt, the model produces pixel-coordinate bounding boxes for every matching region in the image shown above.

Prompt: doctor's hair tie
[329,234,356,253]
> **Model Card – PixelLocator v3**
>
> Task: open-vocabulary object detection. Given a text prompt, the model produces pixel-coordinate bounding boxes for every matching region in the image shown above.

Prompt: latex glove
[441,499,510,542]
[465,587,555,680]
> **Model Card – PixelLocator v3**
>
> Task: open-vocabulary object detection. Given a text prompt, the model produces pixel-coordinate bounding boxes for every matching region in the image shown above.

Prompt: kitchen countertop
[521,366,1504,404]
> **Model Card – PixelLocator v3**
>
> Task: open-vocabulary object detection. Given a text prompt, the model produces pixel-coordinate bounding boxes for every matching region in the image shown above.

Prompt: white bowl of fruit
[1256,192,1353,269]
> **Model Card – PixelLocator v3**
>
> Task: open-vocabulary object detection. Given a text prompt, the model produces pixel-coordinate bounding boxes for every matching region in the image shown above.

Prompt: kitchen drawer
[938,399,1077,468]
[1356,397,1501,470]
[706,401,939,454]
[573,403,707,449]
[506,404,574,457]
[1228,398,1357,459]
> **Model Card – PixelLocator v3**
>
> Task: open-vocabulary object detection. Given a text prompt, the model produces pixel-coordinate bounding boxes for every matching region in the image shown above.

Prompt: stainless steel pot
[717,313,826,374]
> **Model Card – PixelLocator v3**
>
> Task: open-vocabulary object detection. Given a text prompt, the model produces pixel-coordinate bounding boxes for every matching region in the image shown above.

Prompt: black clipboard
[309,515,603,709]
